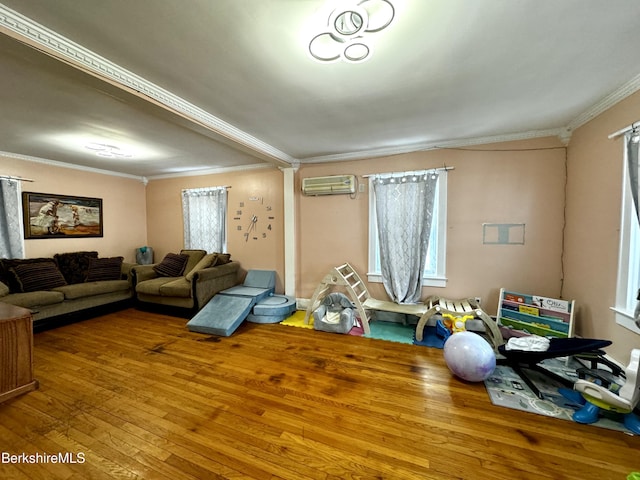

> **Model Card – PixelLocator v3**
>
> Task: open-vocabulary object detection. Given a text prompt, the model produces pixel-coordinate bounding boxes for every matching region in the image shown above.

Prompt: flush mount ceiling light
[85,142,132,158]
[309,0,395,64]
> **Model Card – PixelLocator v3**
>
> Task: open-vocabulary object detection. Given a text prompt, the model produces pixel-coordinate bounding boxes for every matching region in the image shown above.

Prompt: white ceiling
[1,0,640,179]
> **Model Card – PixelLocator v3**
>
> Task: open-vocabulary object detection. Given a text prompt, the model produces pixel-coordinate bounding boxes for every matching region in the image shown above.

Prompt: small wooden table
[0,303,38,403]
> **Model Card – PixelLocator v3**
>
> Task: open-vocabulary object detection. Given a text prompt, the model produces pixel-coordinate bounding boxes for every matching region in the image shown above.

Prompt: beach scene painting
[23,192,103,238]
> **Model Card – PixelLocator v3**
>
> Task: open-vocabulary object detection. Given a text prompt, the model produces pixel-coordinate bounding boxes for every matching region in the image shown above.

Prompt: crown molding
[145,163,277,181]
[567,72,640,132]
[299,128,566,164]
[0,4,295,169]
[0,151,148,183]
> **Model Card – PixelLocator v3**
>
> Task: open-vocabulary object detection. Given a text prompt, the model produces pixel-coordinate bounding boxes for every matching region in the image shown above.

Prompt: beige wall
[564,90,640,361]
[145,167,286,292]
[296,137,567,315]
[0,156,146,262]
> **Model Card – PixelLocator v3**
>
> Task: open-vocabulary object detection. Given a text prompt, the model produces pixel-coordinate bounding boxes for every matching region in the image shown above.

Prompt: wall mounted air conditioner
[301,175,356,196]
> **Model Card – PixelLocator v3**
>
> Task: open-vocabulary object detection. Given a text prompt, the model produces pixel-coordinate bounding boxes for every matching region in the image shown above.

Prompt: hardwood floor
[0,309,638,480]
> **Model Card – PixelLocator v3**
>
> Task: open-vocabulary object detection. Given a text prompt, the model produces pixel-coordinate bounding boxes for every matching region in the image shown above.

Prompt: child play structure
[187,270,295,336]
[303,263,503,350]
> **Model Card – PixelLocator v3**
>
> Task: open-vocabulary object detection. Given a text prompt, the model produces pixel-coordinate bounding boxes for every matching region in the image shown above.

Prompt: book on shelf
[497,288,575,338]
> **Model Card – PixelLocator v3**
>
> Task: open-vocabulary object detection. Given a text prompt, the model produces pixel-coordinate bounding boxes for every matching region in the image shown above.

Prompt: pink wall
[0,156,146,262]
[142,138,566,314]
[296,137,567,315]
[145,167,286,292]
[564,90,640,361]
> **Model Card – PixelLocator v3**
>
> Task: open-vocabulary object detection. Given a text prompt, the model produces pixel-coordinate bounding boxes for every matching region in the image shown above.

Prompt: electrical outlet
[359,183,365,193]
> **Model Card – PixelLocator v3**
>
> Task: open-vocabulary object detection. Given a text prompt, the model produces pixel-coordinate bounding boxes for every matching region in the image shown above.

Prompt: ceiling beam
[0,4,297,170]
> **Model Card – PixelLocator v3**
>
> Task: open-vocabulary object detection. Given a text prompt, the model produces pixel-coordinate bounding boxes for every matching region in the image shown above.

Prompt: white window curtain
[182,187,227,253]
[0,178,24,259]
[626,133,640,328]
[627,133,640,224]
[372,172,439,303]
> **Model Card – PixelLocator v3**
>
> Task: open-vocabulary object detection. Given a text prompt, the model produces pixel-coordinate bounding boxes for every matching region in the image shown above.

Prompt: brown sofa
[132,249,239,311]
[0,251,134,326]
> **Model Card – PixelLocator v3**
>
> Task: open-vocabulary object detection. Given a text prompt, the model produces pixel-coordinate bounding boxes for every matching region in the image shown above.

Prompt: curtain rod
[181,185,231,192]
[608,120,640,140]
[0,174,34,182]
[362,166,454,178]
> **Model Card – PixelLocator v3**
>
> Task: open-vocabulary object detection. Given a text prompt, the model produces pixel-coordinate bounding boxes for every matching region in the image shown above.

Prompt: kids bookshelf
[496,288,575,338]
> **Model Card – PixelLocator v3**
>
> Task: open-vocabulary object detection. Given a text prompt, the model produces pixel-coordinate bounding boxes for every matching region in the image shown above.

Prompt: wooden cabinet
[496,288,575,338]
[0,303,38,403]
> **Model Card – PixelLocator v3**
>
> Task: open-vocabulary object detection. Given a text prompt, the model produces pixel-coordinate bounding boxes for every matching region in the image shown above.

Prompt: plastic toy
[443,312,474,334]
[571,348,640,434]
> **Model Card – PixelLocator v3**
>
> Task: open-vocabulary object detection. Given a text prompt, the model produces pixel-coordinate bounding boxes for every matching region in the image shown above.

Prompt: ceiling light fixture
[85,142,132,158]
[309,0,395,64]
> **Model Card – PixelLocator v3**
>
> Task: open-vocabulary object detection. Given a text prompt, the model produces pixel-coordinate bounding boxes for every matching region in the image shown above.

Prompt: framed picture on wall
[22,192,103,239]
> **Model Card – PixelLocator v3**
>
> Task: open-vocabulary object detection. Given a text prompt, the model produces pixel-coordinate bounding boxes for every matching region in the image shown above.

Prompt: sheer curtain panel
[0,178,24,258]
[372,172,439,303]
[628,133,640,223]
[182,187,227,253]
[627,133,640,328]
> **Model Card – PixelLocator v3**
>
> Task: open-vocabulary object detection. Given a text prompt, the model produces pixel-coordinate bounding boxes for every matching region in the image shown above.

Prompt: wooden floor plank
[1,308,638,479]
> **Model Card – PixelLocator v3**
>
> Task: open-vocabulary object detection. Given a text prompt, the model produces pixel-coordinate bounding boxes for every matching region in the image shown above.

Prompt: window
[613,136,640,334]
[181,186,227,253]
[367,170,447,287]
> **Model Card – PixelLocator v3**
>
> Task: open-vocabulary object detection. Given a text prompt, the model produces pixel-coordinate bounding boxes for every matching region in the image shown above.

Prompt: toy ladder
[304,263,373,334]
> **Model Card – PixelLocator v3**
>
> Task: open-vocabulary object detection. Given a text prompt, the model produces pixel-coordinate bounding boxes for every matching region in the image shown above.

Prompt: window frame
[612,140,640,334]
[367,171,448,288]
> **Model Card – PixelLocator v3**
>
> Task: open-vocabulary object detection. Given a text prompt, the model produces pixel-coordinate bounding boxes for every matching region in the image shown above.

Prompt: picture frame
[22,192,103,239]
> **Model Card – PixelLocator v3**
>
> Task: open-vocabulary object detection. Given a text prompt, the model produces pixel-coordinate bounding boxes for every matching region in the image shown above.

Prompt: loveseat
[0,251,134,326]
[132,249,239,312]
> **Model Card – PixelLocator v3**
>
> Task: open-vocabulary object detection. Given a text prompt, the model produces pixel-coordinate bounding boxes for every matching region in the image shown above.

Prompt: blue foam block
[243,270,276,290]
[252,295,296,316]
[247,312,293,324]
[187,294,255,336]
[219,285,274,303]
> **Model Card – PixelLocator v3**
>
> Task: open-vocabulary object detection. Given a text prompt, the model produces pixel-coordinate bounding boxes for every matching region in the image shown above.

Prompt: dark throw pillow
[54,251,99,284]
[212,252,231,265]
[153,253,189,277]
[11,261,68,292]
[85,256,124,282]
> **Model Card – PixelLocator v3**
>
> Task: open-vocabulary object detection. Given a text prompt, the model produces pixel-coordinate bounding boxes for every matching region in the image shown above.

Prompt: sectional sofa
[0,251,134,327]
[132,249,240,312]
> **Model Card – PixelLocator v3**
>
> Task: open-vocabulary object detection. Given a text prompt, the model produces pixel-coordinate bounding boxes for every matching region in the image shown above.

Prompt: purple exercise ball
[443,331,496,382]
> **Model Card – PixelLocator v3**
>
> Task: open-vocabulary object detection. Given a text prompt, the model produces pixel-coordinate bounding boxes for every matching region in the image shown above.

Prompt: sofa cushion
[54,251,99,284]
[53,280,130,300]
[179,249,207,274]
[11,261,68,292]
[158,278,191,297]
[154,253,189,277]
[185,253,217,281]
[0,281,8,297]
[2,290,65,308]
[135,277,179,295]
[86,256,123,282]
